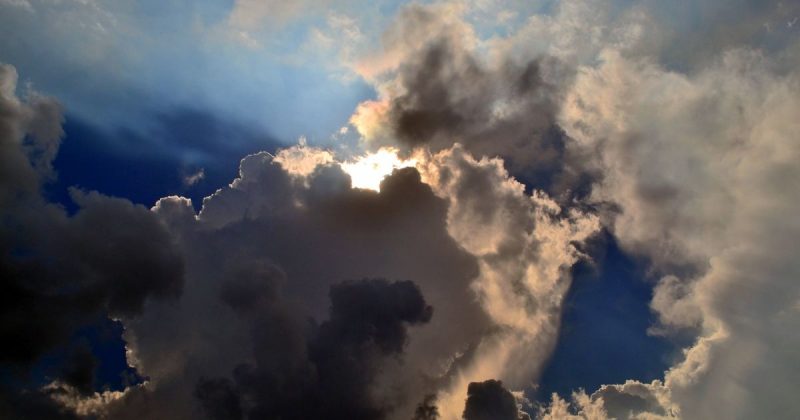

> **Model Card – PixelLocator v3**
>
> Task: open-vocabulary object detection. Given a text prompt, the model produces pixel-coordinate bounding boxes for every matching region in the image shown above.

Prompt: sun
[341,148,417,192]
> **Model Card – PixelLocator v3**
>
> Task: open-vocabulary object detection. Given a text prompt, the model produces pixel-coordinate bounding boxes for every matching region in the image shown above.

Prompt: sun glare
[341,148,417,192]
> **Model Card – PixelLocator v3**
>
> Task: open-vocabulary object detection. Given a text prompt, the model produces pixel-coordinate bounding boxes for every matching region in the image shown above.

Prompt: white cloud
[273,141,335,178]
[417,145,600,418]
[557,44,800,418]
[182,168,205,186]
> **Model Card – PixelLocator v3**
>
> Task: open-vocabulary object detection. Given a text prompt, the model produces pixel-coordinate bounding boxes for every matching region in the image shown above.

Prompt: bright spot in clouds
[341,148,416,191]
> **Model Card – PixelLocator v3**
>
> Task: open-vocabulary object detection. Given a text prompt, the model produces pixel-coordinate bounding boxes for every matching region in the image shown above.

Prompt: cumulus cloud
[7,1,799,419]
[416,145,599,418]
[63,136,594,419]
[0,63,184,417]
[88,147,488,418]
[550,18,800,420]
[463,380,530,420]
[196,278,433,419]
[272,137,334,178]
[348,3,575,183]
[346,1,800,418]
[350,1,800,417]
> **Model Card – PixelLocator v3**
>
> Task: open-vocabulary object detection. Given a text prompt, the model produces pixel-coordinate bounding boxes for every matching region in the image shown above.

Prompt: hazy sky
[1,1,799,419]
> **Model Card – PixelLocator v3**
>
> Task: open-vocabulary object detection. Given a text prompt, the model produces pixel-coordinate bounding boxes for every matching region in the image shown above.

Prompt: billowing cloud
[84,148,482,418]
[416,145,598,418]
[349,3,573,182]
[86,139,595,419]
[345,2,800,418]
[546,12,800,420]
[463,380,530,420]
[5,1,799,419]
[0,63,184,417]
[197,277,433,419]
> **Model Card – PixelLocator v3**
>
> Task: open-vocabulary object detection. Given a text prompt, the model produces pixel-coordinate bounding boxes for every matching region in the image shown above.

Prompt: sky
[0,0,799,419]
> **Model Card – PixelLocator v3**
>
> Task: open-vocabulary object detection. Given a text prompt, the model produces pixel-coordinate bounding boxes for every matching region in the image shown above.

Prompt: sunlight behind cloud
[341,147,416,191]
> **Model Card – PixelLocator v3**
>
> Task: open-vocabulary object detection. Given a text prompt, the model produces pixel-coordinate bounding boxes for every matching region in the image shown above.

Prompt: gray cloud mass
[2,0,799,418]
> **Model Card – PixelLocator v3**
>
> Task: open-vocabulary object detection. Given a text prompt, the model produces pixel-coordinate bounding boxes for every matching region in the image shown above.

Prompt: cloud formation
[82,139,593,419]
[345,1,800,418]
[198,278,433,419]
[463,380,530,420]
[556,45,800,418]
[4,0,800,418]
[0,63,184,417]
[91,150,485,418]
[349,3,573,183]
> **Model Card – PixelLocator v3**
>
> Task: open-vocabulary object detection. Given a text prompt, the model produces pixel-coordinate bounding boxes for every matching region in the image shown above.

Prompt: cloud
[82,6,603,416]
[89,147,492,418]
[538,380,676,419]
[0,384,80,420]
[273,138,334,178]
[9,2,799,418]
[182,168,205,186]
[551,31,800,420]
[194,278,433,419]
[349,3,573,181]
[0,0,33,13]
[342,2,800,418]
[412,394,439,420]
[54,135,596,419]
[59,342,97,396]
[463,379,530,420]
[0,63,185,417]
[416,145,599,418]
[484,0,647,67]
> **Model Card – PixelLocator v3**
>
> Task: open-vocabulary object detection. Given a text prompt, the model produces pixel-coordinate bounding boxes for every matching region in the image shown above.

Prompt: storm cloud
[463,380,530,420]
[77,136,594,419]
[0,63,184,417]
[88,150,490,419]
[197,278,433,419]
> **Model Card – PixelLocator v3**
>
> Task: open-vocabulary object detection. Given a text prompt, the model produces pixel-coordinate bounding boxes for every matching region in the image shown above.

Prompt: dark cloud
[0,188,184,368]
[388,39,566,176]
[413,394,440,420]
[358,5,598,202]
[194,377,242,420]
[319,279,433,354]
[99,153,492,419]
[2,0,796,417]
[462,380,529,420]
[0,385,80,420]
[372,8,553,162]
[59,342,97,396]
[196,278,432,420]
[3,2,614,411]
[597,384,667,418]
[0,64,184,414]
